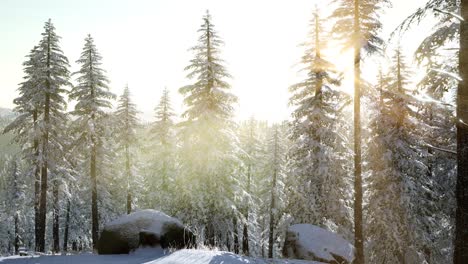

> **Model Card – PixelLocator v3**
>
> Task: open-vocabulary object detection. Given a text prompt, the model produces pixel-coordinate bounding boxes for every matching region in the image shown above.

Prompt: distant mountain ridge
[0,107,20,158]
[0,107,15,119]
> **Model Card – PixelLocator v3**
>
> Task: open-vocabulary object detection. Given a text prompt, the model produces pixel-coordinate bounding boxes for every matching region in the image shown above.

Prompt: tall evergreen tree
[235,119,278,257]
[0,157,26,255]
[145,88,176,211]
[53,136,80,254]
[367,49,440,263]
[366,56,411,263]
[178,10,239,247]
[237,117,263,256]
[4,45,43,251]
[331,1,389,261]
[236,121,282,257]
[152,88,175,192]
[32,20,71,252]
[115,85,139,214]
[266,124,286,258]
[288,7,351,234]
[416,48,457,263]
[394,1,460,261]
[69,34,115,249]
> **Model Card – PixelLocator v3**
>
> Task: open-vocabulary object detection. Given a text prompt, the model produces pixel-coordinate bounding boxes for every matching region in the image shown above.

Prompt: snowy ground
[0,248,323,264]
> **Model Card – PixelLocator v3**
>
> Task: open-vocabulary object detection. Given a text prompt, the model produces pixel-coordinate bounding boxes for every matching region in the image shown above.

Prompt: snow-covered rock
[98,210,196,254]
[283,224,354,264]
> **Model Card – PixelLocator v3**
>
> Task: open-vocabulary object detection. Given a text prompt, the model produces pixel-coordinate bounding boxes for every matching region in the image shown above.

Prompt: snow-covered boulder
[283,224,354,264]
[98,209,196,254]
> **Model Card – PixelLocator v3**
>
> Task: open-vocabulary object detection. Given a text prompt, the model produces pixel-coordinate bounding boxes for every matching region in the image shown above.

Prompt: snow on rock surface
[107,209,182,234]
[0,248,324,264]
[98,209,195,254]
[283,224,354,264]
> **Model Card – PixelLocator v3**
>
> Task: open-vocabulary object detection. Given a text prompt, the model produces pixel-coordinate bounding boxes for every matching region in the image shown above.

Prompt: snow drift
[0,248,323,264]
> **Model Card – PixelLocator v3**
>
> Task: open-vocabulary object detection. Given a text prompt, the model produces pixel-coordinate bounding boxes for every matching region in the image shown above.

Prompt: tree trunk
[204,218,215,247]
[91,142,99,250]
[8,230,11,254]
[353,0,364,263]
[162,150,167,192]
[52,179,60,253]
[37,29,52,253]
[88,46,100,250]
[233,217,239,254]
[242,163,250,256]
[267,175,277,258]
[38,83,51,254]
[425,108,434,263]
[33,110,40,252]
[37,93,49,253]
[225,231,231,251]
[262,217,266,258]
[126,145,132,214]
[63,199,70,252]
[315,9,323,98]
[455,0,468,262]
[242,223,249,256]
[396,50,405,128]
[14,213,19,255]
[38,157,48,253]
[268,128,279,259]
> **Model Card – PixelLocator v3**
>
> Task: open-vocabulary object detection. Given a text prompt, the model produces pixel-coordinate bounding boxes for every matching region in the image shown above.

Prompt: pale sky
[0,0,428,122]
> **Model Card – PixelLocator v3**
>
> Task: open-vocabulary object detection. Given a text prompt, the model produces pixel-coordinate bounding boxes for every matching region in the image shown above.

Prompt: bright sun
[328,48,355,97]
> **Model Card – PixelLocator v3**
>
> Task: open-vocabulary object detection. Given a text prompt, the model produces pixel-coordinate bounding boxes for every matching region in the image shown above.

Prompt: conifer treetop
[179,10,237,123]
[331,0,390,53]
[115,85,139,145]
[70,34,115,117]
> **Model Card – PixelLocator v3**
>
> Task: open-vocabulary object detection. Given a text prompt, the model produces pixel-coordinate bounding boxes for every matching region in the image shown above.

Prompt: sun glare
[328,48,355,96]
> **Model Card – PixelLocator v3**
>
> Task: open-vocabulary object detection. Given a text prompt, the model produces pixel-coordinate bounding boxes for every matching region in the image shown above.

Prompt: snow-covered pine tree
[331,0,390,260]
[288,6,351,235]
[32,19,71,252]
[145,88,176,212]
[239,117,263,255]
[3,45,44,251]
[415,50,457,264]
[366,64,408,263]
[42,105,77,253]
[238,121,290,258]
[57,138,81,253]
[266,124,287,259]
[414,6,458,262]
[178,10,239,248]
[115,85,139,214]
[395,0,458,42]
[98,114,128,224]
[69,34,115,249]
[237,118,264,256]
[55,119,99,252]
[0,156,27,255]
[394,1,460,260]
[367,49,432,263]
